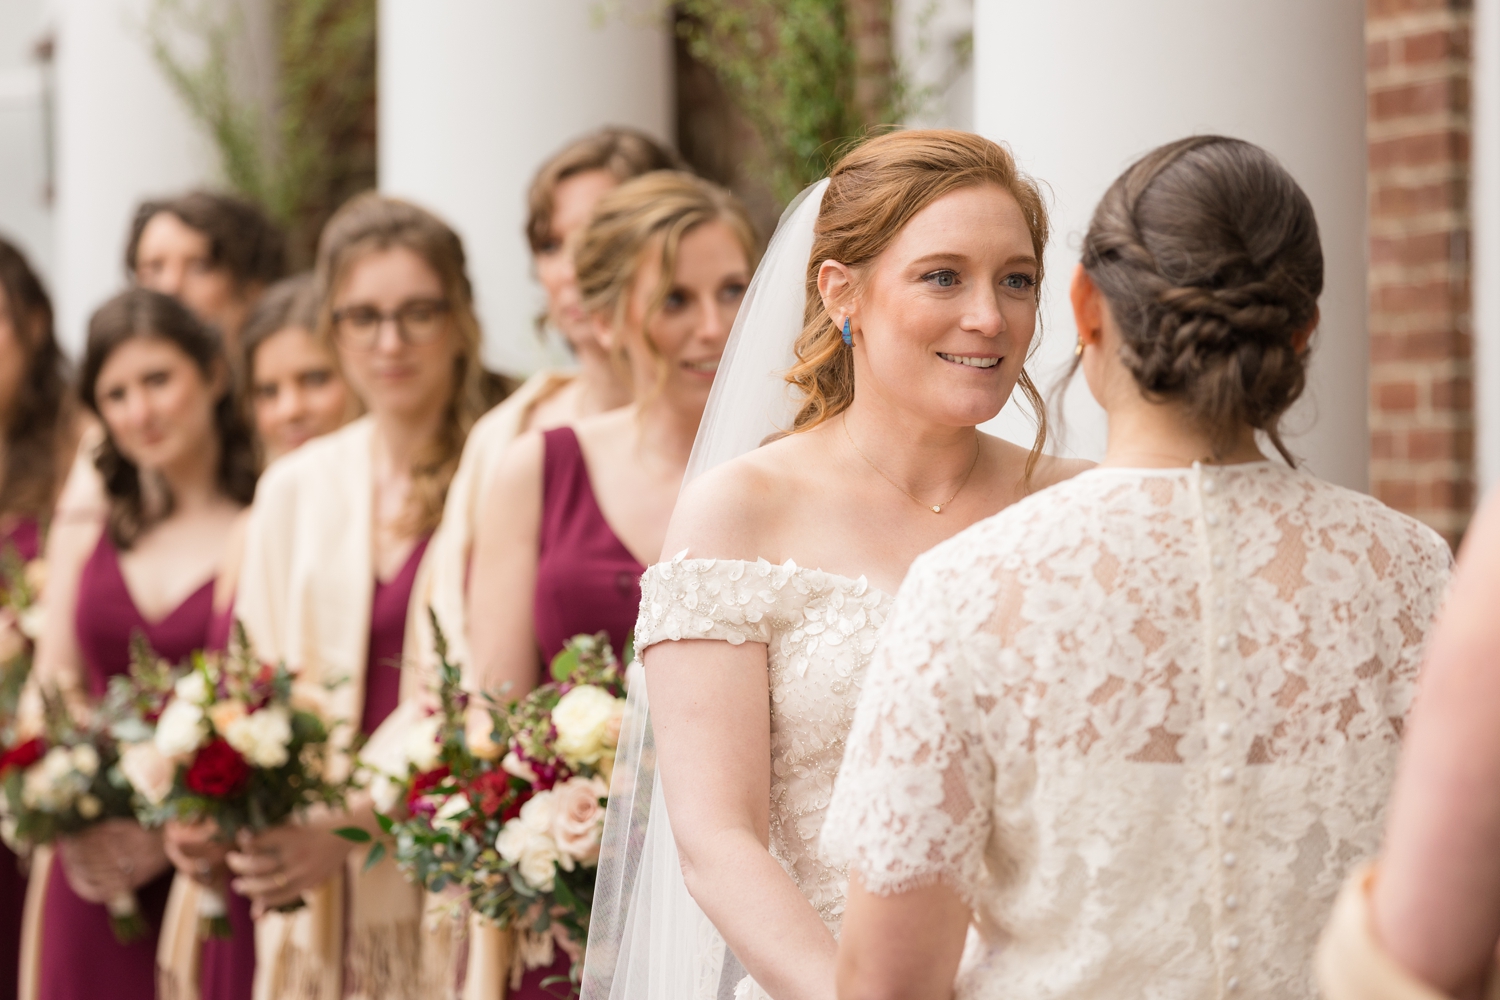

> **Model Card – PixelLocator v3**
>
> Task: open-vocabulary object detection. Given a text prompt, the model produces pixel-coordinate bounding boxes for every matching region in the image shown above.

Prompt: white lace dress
[823,462,1453,1000]
[636,552,894,933]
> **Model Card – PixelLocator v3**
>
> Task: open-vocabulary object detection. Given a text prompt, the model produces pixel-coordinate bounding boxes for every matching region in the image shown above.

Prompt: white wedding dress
[637,552,893,934]
[822,462,1455,999]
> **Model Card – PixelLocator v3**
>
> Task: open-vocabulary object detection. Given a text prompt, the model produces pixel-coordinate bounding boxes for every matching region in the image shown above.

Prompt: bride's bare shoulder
[661,431,827,562]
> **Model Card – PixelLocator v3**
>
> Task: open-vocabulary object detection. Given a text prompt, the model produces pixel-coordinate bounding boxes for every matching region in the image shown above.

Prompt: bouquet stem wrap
[107,890,146,944]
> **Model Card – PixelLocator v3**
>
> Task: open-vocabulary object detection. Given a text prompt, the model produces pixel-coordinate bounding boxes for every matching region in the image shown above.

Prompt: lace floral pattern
[637,552,892,930]
[823,463,1453,1000]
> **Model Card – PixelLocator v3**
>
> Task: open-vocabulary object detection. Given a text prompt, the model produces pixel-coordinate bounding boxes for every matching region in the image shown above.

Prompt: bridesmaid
[416,127,682,684]
[26,288,254,1000]
[0,239,85,1000]
[158,272,356,1000]
[126,191,288,352]
[467,171,756,994]
[224,194,493,1000]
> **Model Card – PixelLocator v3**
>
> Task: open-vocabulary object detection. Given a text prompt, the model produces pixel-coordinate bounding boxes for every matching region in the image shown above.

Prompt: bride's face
[614,219,751,410]
[833,183,1040,428]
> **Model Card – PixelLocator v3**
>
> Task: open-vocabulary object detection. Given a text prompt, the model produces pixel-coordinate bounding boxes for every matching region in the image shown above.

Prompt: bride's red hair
[785,129,1051,474]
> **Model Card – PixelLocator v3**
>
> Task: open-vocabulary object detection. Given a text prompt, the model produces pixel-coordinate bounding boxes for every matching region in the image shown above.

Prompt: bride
[583,129,1089,1000]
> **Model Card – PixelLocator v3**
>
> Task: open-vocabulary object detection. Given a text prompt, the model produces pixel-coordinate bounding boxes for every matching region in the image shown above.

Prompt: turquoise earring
[841,317,853,347]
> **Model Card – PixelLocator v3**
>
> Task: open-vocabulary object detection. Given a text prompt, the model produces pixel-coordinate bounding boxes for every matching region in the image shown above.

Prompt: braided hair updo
[1081,135,1322,464]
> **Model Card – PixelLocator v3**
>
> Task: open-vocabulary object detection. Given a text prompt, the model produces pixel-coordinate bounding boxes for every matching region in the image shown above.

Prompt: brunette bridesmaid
[0,239,86,1000]
[126,191,287,352]
[158,273,356,1000]
[25,288,254,1000]
[467,171,757,995]
[224,194,494,999]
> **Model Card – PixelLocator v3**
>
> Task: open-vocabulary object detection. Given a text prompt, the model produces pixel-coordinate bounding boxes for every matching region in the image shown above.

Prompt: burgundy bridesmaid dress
[0,517,39,1000]
[198,535,428,1000]
[196,600,253,1000]
[37,533,213,1000]
[524,427,646,998]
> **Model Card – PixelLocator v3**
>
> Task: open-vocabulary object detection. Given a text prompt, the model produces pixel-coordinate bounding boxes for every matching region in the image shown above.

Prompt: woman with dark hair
[127,191,288,350]
[157,272,356,1000]
[0,238,86,1000]
[22,288,254,1000]
[823,136,1453,1000]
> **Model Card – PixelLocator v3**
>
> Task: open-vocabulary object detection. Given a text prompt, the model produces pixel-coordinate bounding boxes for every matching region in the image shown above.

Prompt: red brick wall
[1367,0,1474,546]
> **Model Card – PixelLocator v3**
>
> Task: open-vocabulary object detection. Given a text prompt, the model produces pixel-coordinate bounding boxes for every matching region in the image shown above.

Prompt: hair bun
[1158,281,1294,348]
[1081,136,1323,463]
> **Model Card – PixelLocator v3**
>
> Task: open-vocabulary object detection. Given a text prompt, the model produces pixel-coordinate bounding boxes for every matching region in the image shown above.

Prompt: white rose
[497,813,562,892]
[403,715,443,773]
[224,706,292,768]
[369,772,401,814]
[76,794,101,820]
[155,699,208,760]
[17,604,43,643]
[432,794,468,834]
[119,742,175,806]
[70,744,99,778]
[174,671,210,706]
[552,686,624,768]
[516,789,558,835]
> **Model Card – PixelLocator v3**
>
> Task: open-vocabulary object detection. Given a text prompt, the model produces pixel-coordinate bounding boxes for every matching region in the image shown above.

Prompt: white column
[51,0,221,354]
[1475,0,1500,494]
[0,0,52,286]
[974,0,1370,492]
[379,0,674,376]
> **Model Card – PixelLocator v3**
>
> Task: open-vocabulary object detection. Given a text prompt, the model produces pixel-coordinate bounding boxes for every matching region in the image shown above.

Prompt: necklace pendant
[931,505,942,513]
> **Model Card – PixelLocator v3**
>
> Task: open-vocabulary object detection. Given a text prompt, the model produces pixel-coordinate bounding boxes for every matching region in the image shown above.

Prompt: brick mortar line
[1368,116,1472,142]
[1366,10,1469,40]
[1368,60,1472,90]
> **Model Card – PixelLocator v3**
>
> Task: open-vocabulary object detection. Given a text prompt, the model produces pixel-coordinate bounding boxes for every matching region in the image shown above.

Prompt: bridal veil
[581,179,829,1000]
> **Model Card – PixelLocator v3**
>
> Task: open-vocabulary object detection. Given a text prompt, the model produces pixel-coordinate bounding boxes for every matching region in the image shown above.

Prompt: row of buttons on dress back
[1198,464,1242,996]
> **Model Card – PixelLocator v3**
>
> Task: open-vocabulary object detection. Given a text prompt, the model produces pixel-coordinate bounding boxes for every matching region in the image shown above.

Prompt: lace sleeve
[822,560,993,909]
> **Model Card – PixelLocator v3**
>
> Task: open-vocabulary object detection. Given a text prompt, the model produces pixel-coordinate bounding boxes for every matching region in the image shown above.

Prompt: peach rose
[207,700,247,735]
[119,742,175,806]
[549,775,608,866]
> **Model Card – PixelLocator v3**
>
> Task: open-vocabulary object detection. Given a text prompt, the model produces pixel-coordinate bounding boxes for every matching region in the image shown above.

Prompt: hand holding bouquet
[120,628,355,936]
[0,677,153,942]
[364,625,627,993]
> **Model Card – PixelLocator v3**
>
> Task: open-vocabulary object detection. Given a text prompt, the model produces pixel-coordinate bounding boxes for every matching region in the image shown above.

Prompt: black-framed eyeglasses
[331,299,451,349]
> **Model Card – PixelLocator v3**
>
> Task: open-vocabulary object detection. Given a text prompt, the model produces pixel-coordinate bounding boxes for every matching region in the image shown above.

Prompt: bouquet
[0,671,153,942]
[120,628,355,937]
[361,624,627,993]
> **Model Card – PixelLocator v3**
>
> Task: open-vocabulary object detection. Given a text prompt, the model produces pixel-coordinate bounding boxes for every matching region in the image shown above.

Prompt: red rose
[466,769,513,819]
[407,766,451,818]
[184,739,250,798]
[0,737,44,773]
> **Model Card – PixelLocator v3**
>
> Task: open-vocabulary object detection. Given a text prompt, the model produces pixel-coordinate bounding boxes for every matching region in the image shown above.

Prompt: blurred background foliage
[148,0,964,257]
[147,0,376,269]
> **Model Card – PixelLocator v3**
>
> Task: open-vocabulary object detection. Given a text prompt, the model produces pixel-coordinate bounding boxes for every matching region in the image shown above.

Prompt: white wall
[379,0,674,376]
[51,0,221,353]
[973,0,1370,491]
[1475,0,1500,494]
[0,0,54,288]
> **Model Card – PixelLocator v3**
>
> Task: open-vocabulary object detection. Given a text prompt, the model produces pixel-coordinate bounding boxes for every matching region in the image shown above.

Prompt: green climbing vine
[145,0,376,268]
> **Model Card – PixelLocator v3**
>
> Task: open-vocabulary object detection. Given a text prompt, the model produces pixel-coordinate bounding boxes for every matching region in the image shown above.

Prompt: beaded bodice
[824,463,1453,1000]
[636,553,892,930]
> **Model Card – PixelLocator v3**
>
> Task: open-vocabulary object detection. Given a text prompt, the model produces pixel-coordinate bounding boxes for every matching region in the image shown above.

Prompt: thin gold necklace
[842,413,980,514]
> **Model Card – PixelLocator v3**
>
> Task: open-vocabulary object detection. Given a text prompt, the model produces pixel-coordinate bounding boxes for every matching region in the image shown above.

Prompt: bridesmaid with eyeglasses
[221,193,502,997]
